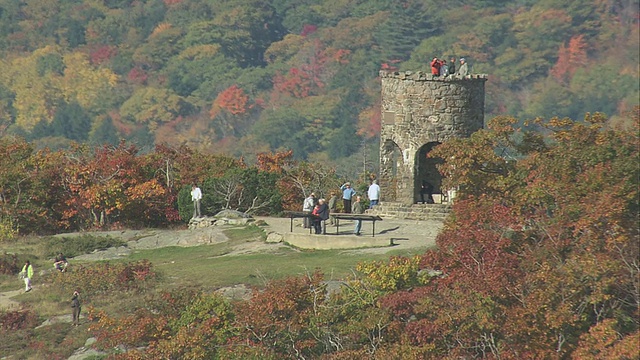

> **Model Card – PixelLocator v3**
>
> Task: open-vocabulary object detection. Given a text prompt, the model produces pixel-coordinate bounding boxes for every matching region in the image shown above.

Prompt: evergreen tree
[126,125,156,152]
[66,20,86,47]
[328,122,360,159]
[89,115,119,146]
[50,101,91,141]
[29,119,51,141]
[375,1,442,62]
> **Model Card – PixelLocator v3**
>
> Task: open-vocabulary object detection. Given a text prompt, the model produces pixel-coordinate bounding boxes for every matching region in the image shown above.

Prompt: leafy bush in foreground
[47,260,156,296]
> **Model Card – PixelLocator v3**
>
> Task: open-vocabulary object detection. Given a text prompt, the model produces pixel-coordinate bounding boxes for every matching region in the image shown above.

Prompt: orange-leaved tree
[376,112,640,358]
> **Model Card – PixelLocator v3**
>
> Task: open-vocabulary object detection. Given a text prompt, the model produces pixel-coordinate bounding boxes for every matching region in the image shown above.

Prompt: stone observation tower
[378,70,487,208]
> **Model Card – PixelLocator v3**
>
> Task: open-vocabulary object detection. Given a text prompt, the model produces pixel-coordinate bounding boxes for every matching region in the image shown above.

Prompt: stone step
[365,202,452,221]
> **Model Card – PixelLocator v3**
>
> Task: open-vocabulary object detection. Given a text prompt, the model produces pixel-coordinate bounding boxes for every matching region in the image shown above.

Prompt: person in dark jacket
[420,180,435,204]
[71,291,81,326]
[352,196,365,235]
[312,198,330,234]
[448,57,456,75]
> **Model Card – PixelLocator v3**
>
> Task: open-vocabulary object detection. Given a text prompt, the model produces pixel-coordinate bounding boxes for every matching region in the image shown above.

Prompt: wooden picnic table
[331,213,383,237]
[283,211,326,234]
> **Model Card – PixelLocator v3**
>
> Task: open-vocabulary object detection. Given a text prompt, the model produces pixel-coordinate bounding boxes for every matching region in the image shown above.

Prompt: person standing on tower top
[457,57,469,77]
[430,57,441,76]
[448,57,456,76]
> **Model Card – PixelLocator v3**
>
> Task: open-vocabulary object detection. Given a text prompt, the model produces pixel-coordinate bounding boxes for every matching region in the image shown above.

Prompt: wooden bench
[283,211,327,234]
[331,214,383,237]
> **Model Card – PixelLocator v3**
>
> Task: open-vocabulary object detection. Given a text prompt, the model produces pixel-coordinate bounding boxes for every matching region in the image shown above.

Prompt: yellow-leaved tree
[5,46,119,132]
[7,45,64,131]
[57,51,119,110]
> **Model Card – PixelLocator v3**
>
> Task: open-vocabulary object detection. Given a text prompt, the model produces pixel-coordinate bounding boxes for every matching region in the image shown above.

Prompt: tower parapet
[378,70,487,205]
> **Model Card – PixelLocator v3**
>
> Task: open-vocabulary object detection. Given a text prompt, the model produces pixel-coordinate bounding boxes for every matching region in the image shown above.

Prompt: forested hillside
[0,0,637,164]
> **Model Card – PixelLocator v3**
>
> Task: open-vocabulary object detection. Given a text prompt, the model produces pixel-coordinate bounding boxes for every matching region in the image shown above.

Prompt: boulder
[265,232,283,243]
[214,209,252,219]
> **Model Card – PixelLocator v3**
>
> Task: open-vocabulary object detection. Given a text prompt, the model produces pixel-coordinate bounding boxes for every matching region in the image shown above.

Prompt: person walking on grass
[21,260,33,292]
[71,290,81,326]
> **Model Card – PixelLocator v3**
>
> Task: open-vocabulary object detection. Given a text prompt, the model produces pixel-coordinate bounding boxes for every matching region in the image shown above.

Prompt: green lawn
[127,243,418,288]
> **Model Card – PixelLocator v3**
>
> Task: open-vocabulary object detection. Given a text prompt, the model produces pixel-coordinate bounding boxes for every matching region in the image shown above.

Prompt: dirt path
[0,288,22,310]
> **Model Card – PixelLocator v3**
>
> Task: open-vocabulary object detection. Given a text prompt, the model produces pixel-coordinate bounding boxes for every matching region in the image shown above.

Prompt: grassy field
[127,225,425,288]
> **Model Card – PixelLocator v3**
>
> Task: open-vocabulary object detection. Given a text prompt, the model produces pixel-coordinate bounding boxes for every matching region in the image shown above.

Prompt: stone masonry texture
[379,70,487,206]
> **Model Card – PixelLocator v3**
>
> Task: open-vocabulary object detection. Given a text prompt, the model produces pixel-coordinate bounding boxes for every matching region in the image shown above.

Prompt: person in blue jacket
[340,182,356,213]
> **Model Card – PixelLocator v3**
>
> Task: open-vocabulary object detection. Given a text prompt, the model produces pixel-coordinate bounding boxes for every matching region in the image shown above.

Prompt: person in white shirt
[367,179,380,208]
[302,192,316,228]
[191,184,202,218]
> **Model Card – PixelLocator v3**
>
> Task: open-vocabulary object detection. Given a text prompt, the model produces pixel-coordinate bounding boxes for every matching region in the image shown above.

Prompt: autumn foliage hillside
[0,0,637,164]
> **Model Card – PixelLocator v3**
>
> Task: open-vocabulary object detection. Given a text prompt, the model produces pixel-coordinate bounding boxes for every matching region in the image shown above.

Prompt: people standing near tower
[328,191,338,225]
[312,198,329,234]
[457,57,469,77]
[430,57,441,76]
[420,180,435,204]
[440,59,448,77]
[302,192,316,228]
[448,57,456,76]
[352,196,365,235]
[340,182,356,213]
[191,184,202,218]
[367,180,380,208]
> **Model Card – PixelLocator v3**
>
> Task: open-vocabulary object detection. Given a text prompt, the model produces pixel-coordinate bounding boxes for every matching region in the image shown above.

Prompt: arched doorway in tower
[380,139,401,202]
[414,142,443,203]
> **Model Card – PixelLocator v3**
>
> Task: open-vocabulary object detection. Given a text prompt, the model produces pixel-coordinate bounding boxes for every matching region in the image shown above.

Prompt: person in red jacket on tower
[430,57,441,76]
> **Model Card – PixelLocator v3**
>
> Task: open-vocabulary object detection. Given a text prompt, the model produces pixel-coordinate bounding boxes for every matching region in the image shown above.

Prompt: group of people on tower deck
[431,57,468,77]
[302,192,330,234]
[302,179,381,235]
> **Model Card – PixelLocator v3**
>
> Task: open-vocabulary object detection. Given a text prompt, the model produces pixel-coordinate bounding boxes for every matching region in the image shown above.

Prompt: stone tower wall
[379,71,487,205]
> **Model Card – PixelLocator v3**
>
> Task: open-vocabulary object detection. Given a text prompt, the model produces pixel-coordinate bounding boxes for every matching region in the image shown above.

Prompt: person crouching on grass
[54,252,68,272]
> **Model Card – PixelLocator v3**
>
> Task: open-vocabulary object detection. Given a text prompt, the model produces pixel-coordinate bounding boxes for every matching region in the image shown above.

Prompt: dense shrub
[0,306,39,331]
[42,235,127,258]
[0,252,19,275]
[47,260,156,295]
